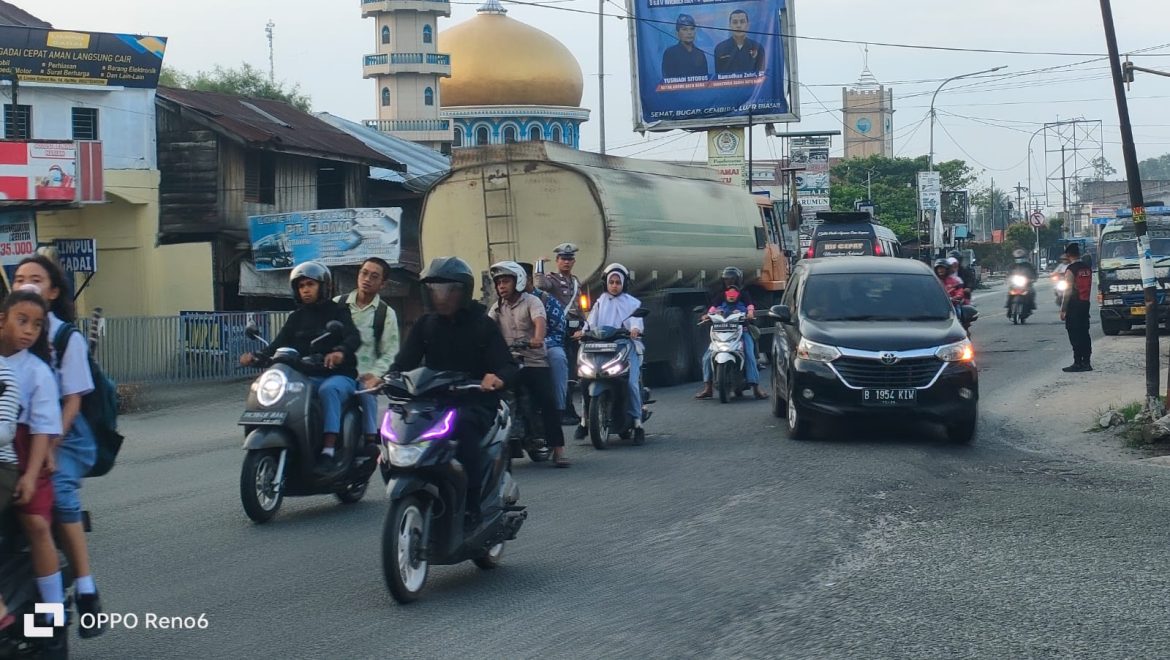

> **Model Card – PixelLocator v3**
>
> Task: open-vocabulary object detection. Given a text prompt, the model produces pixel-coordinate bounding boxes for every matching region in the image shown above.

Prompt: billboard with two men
[627,0,799,131]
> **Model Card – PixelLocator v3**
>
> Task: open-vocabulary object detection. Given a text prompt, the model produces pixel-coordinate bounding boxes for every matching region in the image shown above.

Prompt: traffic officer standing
[539,243,584,425]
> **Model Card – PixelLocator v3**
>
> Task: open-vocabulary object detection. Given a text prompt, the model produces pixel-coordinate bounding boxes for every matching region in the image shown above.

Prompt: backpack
[52,324,123,478]
[336,295,390,357]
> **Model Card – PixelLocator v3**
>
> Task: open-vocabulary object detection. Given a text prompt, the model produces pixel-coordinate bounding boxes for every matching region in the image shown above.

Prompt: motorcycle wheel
[526,447,551,462]
[334,477,370,504]
[473,542,506,570]
[716,362,734,404]
[589,391,611,450]
[240,449,283,524]
[383,495,429,603]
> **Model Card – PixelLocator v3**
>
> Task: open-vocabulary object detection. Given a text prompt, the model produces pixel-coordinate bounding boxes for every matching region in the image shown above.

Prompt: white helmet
[603,263,631,293]
[489,260,526,292]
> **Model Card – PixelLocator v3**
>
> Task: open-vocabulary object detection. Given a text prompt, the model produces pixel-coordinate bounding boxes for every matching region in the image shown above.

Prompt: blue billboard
[247,208,402,272]
[628,0,799,131]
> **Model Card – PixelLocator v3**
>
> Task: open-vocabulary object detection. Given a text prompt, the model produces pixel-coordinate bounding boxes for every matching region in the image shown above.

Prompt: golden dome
[439,2,584,108]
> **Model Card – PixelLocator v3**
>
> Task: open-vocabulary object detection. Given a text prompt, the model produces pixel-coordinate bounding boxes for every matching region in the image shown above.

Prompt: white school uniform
[7,349,63,439]
[48,313,95,399]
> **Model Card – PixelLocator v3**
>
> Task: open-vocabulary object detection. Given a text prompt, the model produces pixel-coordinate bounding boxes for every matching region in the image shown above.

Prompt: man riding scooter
[1005,248,1038,316]
[240,261,361,470]
[695,266,766,400]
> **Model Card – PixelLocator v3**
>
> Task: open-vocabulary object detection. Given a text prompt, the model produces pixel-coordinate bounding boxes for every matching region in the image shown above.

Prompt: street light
[928,65,1007,171]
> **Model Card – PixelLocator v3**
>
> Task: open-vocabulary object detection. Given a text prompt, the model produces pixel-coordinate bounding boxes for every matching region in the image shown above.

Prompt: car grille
[832,357,944,389]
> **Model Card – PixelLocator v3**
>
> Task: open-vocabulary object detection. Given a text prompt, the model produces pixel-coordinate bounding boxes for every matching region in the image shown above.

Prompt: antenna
[265,20,275,83]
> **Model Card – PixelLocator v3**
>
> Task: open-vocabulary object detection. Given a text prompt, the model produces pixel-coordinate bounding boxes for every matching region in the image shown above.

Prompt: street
[75,279,1170,659]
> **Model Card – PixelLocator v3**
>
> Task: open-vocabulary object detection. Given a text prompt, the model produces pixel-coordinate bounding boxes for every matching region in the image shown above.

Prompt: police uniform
[662,44,709,80]
[540,243,584,423]
[714,38,765,75]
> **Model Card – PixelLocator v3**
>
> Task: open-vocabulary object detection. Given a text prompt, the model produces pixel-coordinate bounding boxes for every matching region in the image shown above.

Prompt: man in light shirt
[345,258,400,445]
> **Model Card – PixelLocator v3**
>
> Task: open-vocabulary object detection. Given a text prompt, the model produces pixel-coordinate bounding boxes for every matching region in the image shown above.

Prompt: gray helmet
[420,256,475,310]
[289,261,332,302]
[949,250,961,260]
[933,258,950,272]
[721,266,744,288]
[1012,248,1028,261]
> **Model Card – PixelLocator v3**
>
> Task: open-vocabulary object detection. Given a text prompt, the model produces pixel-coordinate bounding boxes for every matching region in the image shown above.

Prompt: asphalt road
[76,280,1170,659]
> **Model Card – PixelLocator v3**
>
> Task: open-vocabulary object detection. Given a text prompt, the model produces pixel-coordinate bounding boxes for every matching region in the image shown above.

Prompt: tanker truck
[419,142,796,385]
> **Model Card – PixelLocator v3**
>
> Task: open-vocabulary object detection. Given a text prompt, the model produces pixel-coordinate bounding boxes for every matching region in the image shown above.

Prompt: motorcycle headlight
[936,339,975,363]
[1010,275,1028,288]
[256,370,287,407]
[579,362,596,377]
[385,443,427,468]
[796,338,841,363]
[603,363,628,376]
[1055,280,1069,292]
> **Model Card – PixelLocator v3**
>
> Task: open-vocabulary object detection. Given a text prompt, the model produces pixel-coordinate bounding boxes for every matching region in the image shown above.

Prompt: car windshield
[801,273,953,322]
[1100,230,1170,260]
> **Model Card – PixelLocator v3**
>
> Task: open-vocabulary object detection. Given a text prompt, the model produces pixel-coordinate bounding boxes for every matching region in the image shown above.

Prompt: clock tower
[842,56,894,159]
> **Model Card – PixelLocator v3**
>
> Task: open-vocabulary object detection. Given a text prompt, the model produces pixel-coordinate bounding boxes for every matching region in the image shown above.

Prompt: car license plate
[1131,306,1147,316]
[239,410,288,425]
[862,389,917,406]
[583,343,618,353]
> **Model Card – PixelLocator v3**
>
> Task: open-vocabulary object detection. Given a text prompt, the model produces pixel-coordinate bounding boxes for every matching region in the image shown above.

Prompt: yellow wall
[34,170,215,317]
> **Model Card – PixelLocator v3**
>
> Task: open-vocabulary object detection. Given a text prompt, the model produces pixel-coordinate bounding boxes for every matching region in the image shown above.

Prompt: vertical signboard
[917,171,942,250]
[0,210,35,283]
[791,136,830,225]
[627,0,800,131]
[707,127,746,187]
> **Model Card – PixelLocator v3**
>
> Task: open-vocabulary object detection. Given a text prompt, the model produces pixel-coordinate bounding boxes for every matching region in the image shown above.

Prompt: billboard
[0,141,104,203]
[0,27,167,88]
[248,208,403,272]
[707,127,745,187]
[0,210,35,283]
[791,136,830,224]
[917,171,942,248]
[627,0,799,131]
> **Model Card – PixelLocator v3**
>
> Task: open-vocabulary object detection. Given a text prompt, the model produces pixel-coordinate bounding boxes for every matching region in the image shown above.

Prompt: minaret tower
[842,47,894,159]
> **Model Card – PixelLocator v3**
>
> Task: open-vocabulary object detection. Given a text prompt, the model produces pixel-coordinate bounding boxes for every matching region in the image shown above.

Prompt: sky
[29,0,1170,214]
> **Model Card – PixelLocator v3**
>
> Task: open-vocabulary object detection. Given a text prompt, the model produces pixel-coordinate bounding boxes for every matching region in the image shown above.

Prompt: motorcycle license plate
[1131,306,1147,316]
[583,343,619,353]
[239,410,288,425]
[862,389,916,406]
[713,323,739,332]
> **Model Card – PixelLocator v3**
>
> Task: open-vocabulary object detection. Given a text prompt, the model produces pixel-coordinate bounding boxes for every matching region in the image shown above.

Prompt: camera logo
[25,602,65,638]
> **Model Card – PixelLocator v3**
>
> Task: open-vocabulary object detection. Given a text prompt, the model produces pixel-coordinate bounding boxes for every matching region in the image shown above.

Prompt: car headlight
[1011,275,1028,287]
[1055,280,1069,292]
[256,369,287,407]
[385,443,427,468]
[796,338,841,363]
[936,339,975,363]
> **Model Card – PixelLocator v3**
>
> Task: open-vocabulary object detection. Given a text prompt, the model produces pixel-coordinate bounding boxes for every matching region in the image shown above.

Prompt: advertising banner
[248,208,403,272]
[0,141,103,203]
[0,210,35,283]
[791,136,830,224]
[707,127,745,187]
[0,27,167,88]
[627,0,799,131]
[917,171,942,248]
[53,238,97,275]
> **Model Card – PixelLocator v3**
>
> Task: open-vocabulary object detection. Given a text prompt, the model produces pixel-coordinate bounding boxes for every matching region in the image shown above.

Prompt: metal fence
[76,311,291,385]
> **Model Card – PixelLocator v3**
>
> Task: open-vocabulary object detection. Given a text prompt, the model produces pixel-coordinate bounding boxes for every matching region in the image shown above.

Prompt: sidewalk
[120,379,249,416]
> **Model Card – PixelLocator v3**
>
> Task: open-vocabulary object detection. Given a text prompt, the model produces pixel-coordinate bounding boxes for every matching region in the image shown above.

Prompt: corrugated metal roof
[156,87,403,170]
[0,1,50,27]
[316,113,449,193]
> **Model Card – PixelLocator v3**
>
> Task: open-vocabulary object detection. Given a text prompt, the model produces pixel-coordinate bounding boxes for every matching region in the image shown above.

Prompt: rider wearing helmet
[696,266,765,399]
[240,261,361,467]
[487,261,568,467]
[950,250,978,293]
[934,258,966,302]
[388,257,520,526]
[1006,248,1039,314]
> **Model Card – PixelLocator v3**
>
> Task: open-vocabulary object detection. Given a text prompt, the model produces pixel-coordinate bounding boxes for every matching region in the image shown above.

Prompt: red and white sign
[0,141,103,203]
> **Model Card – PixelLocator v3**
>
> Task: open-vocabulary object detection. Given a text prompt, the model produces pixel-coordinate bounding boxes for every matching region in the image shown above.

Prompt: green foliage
[1139,153,1170,180]
[1089,156,1116,181]
[159,62,311,111]
[829,155,977,242]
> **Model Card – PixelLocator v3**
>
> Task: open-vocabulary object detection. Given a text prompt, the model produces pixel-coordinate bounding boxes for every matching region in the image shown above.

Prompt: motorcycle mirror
[325,320,345,335]
[244,323,261,340]
[692,305,706,314]
[631,308,650,318]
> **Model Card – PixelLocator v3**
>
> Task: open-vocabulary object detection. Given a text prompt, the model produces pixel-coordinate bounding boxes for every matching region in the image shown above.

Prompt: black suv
[769,257,979,443]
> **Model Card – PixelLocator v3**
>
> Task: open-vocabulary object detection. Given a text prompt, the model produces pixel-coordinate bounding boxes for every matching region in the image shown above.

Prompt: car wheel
[770,363,786,419]
[947,416,977,445]
[785,383,813,440]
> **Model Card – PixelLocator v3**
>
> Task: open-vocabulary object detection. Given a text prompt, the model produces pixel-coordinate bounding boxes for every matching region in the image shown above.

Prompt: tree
[1089,156,1117,181]
[159,62,311,111]
[829,155,977,242]
[1139,153,1170,180]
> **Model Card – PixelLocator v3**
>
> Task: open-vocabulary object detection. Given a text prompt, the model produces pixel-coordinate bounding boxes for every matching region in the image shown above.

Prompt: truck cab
[1097,205,1170,335]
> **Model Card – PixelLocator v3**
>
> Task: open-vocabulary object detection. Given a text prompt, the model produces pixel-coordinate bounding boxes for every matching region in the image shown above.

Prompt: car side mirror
[960,306,979,325]
[245,323,261,340]
[769,304,792,323]
[692,305,707,314]
[632,308,650,318]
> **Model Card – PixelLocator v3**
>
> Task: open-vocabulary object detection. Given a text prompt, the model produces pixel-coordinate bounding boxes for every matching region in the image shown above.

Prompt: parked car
[768,257,979,443]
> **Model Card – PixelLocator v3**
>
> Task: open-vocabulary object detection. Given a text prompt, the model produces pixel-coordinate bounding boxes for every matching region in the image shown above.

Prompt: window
[71,107,99,140]
[3,104,31,140]
[528,125,542,142]
[503,125,517,144]
[453,127,463,148]
[475,126,489,145]
[317,164,346,210]
[381,87,391,107]
[424,87,434,106]
[422,25,433,44]
[552,125,563,143]
[245,151,276,204]
[381,25,391,44]
[565,126,574,145]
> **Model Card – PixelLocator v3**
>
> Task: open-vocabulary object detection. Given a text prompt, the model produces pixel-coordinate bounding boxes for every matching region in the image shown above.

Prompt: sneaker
[76,593,105,639]
[1062,364,1086,373]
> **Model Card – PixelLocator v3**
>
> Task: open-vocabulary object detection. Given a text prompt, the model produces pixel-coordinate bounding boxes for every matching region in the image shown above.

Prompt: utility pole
[266,20,276,83]
[1014,183,1026,225]
[1060,144,1069,237]
[1100,0,1160,413]
[597,0,606,154]
[867,170,872,200]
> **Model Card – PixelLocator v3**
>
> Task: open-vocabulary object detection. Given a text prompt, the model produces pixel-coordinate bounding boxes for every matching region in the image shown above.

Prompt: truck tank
[420,142,791,384]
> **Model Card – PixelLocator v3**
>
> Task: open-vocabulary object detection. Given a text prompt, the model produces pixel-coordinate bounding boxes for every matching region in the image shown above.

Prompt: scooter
[1052,270,1069,307]
[699,309,751,403]
[377,368,526,604]
[0,515,80,659]
[238,321,376,524]
[1007,274,1034,325]
[576,309,652,450]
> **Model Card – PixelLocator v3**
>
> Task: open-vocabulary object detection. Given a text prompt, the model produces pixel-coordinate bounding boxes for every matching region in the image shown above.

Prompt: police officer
[714,10,765,75]
[661,14,709,80]
[539,243,584,425]
[1060,242,1093,372]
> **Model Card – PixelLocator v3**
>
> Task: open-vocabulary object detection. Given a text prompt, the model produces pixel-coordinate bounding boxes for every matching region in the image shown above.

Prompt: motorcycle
[1007,274,1034,325]
[577,309,652,449]
[237,321,376,523]
[1052,270,1069,307]
[377,368,526,603]
[503,341,551,463]
[0,513,79,659]
[697,308,751,403]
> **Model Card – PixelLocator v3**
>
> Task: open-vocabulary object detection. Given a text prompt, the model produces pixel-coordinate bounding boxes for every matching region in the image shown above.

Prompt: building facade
[841,64,894,160]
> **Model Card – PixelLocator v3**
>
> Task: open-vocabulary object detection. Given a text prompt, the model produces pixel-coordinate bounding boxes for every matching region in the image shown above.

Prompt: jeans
[513,367,565,448]
[51,415,96,524]
[1065,304,1092,365]
[702,332,760,385]
[311,375,357,435]
[623,339,643,423]
[359,392,379,436]
[547,346,568,411]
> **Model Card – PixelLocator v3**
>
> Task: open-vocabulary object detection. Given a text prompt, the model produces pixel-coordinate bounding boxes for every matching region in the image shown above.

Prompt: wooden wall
[157,109,219,242]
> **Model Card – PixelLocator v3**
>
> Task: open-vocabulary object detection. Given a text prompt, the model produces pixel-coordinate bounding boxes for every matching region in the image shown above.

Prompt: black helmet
[949,250,961,260]
[721,266,743,288]
[289,261,332,303]
[420,256,474,310]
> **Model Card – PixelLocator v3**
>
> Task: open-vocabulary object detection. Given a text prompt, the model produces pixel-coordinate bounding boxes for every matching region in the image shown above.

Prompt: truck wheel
[660,308,692,386]
[1101,319,1126,336]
